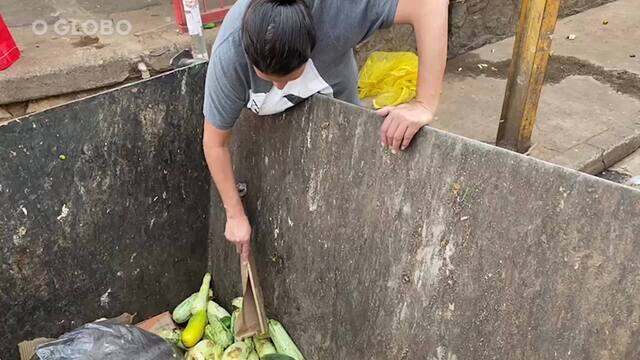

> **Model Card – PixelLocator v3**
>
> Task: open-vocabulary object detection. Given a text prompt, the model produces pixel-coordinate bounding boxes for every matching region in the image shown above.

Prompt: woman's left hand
[376,101,435,153]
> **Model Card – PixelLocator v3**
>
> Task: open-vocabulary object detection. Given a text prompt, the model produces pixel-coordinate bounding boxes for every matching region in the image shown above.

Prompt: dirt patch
[72,35,101,48]
[546,56,640,100]
[448,54,640,101]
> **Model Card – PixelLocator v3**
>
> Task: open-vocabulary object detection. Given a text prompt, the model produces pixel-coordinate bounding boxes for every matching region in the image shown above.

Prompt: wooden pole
[496,0,561,153]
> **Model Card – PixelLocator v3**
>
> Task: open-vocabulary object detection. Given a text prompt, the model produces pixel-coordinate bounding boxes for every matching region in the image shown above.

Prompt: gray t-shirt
[203,0,399,130]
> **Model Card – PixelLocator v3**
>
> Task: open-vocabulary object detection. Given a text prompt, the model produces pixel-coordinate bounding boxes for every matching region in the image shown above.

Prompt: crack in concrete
[449,54,640,101]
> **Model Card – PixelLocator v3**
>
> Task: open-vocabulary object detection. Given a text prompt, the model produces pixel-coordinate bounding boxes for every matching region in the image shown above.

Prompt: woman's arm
[203,119,251,261]
[378,0,449,153]
[396,0,449,112]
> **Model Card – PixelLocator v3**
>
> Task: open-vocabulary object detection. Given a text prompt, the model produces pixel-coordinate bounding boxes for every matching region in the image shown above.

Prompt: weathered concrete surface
[547,0,640,76]
[3,0,613,107]
[613,148,640,176]
[0,64,210,358]
[356,0,615,62]
[426,0,640,174]
[2,0,162,27]
[433,71,640,172]
[472,0,640,74]
[210,95,640,359]
[0,2,219,106]
[604,148,640,184]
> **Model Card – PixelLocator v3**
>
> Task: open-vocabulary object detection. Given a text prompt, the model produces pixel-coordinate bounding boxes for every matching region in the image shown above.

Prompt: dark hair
[242,0,316,76]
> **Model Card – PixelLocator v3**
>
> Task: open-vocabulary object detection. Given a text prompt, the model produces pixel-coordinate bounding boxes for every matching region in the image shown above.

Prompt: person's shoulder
[209,25,247,77]
[212,0,250,53]
[212,31,244,58]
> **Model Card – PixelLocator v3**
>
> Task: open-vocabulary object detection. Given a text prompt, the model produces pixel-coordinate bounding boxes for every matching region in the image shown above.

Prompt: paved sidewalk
[0,0,217,109]
[604,148,640,183]
[433,0,640,174]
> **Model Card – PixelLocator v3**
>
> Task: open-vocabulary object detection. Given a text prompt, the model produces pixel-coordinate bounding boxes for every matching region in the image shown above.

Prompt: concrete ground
[0,0,217,118]
[600,147,640,185]
[433,0,640,174]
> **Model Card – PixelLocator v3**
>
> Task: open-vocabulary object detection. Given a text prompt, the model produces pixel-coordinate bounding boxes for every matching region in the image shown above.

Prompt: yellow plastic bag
[358,51,418,109]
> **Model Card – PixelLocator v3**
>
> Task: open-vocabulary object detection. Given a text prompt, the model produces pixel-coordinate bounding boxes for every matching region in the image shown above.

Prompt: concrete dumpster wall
[0,65,210,358]
[209,96,640,359]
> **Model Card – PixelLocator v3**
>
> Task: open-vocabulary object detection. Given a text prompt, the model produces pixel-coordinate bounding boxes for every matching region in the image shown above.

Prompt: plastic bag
[34,322,182,360]
[358,51,418,109]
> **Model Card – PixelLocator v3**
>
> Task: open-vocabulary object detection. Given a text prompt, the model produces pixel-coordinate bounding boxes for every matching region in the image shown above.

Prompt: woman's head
[242,0,316,87]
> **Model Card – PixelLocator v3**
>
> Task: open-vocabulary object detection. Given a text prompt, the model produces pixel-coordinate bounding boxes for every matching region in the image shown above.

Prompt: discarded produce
[185,339,220,360]
[173,293,198,324]
[209,300,231,320]
[158,328,185,349]
[222,341,250,360]
[181,273,211,347]
[232,297,243,309]
[204,318,233,349]
[165,273,305,359]
[254,337,277,357]
[268,320,304,360]
[262,355,296,360]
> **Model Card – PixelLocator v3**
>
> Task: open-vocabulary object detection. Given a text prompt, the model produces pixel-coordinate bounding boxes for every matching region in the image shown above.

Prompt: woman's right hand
[225,214,252,262]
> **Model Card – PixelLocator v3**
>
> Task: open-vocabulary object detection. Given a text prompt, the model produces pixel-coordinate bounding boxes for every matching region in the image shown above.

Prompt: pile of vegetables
[161,273,304,360]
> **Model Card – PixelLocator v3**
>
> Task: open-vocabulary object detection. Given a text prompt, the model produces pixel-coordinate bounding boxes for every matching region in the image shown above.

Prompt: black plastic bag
[34,322,182,360]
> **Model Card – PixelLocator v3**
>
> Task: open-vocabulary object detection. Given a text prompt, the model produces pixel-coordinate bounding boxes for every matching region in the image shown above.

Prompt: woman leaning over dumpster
[202,0,448,260]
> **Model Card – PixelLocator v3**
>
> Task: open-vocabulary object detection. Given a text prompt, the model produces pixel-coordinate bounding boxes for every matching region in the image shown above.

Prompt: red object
[172,0,232,33]
[0,14,20,71]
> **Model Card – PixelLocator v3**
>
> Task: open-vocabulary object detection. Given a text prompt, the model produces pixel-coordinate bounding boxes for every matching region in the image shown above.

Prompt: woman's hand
[225,214,252,262]
[377,101,435,153]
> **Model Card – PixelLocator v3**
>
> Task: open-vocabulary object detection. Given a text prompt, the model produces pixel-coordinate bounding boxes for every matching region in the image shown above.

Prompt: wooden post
[496,0,561,153]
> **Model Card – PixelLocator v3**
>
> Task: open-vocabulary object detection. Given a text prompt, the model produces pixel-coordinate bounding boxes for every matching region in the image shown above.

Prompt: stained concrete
[2,0,614,107]
[433,71,640,173]
[209,95,640,359]
[0,2,219,105]
[552,0,640,75]
[1,0,58,27]
[76,0,163,15]
[608,148,640,183]
[0,65,210,358]
[2,0,162,27]
[470,0,640,77]
[356,0,615,60]
[614,149,640,175]
[0,107,12,122]
[429,0,640,174]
